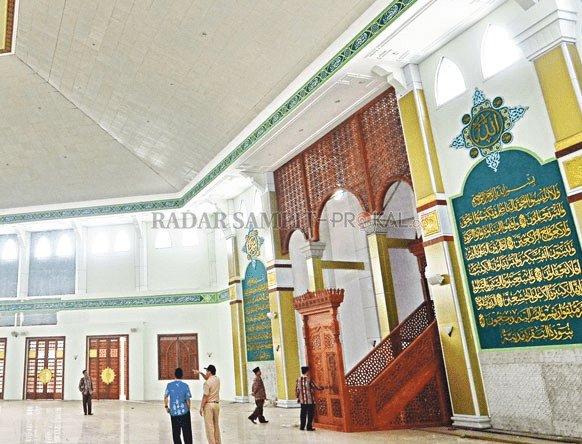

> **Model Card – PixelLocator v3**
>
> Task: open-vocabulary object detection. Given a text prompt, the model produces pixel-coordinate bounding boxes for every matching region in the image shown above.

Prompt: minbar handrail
[345,299,435,386]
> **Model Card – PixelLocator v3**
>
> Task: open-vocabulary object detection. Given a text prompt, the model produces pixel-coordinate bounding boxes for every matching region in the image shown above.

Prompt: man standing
[248,366,268,424]
[164,367,193,444]
[295,366,324,431]
[196,365,221,444]
[78,370,94,415]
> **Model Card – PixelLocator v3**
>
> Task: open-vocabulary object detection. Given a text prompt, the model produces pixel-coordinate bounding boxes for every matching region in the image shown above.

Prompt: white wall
[0,301,235,402]
[418,0,582,437]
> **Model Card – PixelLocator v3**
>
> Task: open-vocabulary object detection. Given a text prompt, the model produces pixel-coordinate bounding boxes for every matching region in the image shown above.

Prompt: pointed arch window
[481,24,521,79]
[435,57,466,106]
[34,236,51,259]
[2,237,18,261]
[92,232,109,254]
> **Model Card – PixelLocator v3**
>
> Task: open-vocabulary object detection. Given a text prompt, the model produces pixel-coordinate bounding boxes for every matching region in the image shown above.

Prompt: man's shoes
[248,416,256,424]
[88,413,93,415]
[306,428,315,431]
[259,420,269,423]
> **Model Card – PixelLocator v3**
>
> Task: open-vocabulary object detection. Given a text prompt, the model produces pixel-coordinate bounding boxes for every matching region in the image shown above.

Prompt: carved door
[87,335,128,400]
[307,317,344,428]
[25,337,65,400]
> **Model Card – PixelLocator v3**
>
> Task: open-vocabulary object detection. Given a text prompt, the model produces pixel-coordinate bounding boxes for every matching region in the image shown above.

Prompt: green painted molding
[0,289,230,313]
[0,0,417,225]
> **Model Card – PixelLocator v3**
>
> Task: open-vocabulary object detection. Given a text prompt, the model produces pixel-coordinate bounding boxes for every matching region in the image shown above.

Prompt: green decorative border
[0,0,416,225]
[0,289,230,313]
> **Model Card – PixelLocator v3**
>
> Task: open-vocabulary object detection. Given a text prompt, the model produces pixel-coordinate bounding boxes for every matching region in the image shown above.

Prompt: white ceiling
[0,0,508,215]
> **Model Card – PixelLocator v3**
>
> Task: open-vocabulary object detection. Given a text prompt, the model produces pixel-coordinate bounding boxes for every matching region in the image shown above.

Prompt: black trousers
[171,411,193,444]
[300,403,315,430]
[249,399,266,422]
[82,393,92,415]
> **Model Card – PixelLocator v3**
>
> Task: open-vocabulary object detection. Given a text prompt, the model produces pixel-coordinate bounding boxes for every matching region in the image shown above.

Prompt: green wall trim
[0,0,417,225]
[0,289,230,313]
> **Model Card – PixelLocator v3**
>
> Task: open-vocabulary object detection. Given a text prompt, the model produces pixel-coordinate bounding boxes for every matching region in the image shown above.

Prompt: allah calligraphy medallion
[242,222,264,268]
[451,88,528,172]
[101,367,116,385]
[38,368,53,384]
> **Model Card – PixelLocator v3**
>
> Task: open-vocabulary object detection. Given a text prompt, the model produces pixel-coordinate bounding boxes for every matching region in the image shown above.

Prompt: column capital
[515,2,578,60]
[300,241,326,259]
[361,215,390,236]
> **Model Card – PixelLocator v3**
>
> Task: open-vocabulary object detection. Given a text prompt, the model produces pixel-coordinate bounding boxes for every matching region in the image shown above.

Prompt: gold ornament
[101,367,116,385]
[39,368,53,384]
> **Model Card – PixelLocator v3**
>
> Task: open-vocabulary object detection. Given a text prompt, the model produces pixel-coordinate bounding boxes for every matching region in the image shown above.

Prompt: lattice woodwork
[345,301,435,386]
[346,320,451,431]
[274,88,412,254]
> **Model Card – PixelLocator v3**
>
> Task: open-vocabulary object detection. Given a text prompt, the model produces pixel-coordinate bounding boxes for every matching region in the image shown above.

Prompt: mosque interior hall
[1,0,582,442]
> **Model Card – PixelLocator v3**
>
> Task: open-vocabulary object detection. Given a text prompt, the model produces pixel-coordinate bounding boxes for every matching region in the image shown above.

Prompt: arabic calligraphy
[453,152,582,348]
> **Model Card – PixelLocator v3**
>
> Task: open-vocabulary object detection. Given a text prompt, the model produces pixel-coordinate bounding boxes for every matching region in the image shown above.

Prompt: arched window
[435,57,466,106]
[154,230,172,249]
[114,231,131,252]
[92,232,109,254]
[481,24,521,79]
[55,232,75,257]
[2,238,18,261]
[34,236,51,259]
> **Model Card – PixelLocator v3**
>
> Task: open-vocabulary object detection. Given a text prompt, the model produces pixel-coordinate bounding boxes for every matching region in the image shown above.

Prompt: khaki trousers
[203,402,221,444]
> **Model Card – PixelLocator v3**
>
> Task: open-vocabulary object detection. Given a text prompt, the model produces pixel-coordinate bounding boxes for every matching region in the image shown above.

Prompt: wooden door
[0,338,5,399]
[25,337,65,400]
[87,335,128,400]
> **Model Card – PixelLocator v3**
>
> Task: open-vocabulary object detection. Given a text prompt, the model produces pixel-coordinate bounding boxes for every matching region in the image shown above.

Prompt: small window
[254,190,263,214]
[158,334,199,380]
[239,200,248,225]
[34,236,51,260]
[435,57,466,105]
[114,231,131,252]
[154,230,172,249]
[482,25,521,79]
[2,237,18,261]
[92,233,109,254]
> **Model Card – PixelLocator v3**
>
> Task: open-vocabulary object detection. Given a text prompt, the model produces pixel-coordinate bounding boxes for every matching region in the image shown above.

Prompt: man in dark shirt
[248,366,268,424]
[78,370,94,415]
[295,366,323,431]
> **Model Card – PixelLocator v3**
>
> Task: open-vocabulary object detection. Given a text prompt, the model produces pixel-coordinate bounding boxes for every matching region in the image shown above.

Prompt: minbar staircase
[294,291,451,433]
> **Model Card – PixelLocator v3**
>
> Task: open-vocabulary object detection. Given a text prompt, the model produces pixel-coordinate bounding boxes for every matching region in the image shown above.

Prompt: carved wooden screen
[0,338,5,399]
[158,334,199,380]
[294,289,349,432]
[25,337,65,400]
[274,87,411,254]
[87,335,128,400]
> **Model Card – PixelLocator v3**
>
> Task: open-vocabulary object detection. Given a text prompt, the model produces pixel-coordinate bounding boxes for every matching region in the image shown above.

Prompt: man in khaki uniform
[248,366,268,424]
[195,365,221,444]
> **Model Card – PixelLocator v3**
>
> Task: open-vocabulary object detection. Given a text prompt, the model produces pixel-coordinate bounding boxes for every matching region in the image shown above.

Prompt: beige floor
[0,400,570,444]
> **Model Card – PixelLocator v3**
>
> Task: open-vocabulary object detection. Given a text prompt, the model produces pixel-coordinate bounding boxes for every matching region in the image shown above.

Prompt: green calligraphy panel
[452,149,582,349]
[242,260,274,361]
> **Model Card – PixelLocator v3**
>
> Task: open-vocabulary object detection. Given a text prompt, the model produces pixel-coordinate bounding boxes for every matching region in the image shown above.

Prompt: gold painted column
[516,3,582,233]
[226,233,249,402]
[362,217,399,337]
[265,188,301,407]
[300,241,326,291]
[394,63,490,428]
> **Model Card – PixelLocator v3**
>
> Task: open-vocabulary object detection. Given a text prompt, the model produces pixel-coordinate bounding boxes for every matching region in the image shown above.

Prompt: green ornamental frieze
[0,290,229,314]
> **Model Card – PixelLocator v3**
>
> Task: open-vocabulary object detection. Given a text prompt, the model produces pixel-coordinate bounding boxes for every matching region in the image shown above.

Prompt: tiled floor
[0,400,570,444]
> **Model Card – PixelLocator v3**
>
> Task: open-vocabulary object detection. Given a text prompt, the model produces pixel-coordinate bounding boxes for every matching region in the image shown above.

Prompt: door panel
[88,335,128,400]
[25,337,65,400]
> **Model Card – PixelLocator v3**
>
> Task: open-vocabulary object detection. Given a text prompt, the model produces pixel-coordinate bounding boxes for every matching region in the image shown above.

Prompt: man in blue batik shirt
[164,367,193,444]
